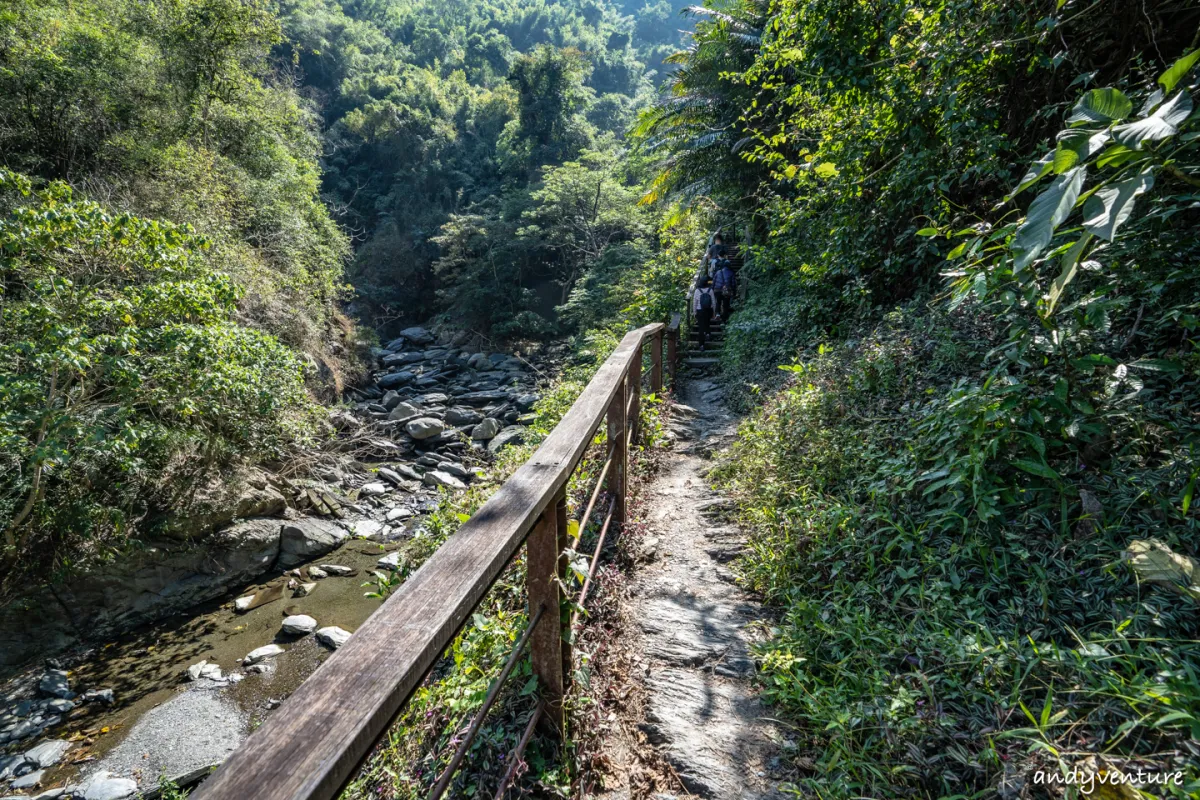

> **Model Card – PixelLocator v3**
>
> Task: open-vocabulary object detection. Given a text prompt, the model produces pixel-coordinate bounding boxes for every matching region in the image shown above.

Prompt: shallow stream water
[4,537,409,793]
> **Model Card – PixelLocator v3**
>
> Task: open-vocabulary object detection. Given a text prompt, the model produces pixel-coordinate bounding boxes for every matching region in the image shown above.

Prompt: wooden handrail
[192,322,668,800]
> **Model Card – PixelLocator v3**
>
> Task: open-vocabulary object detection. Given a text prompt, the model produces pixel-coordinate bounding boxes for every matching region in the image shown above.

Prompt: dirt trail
[599,376,788,799]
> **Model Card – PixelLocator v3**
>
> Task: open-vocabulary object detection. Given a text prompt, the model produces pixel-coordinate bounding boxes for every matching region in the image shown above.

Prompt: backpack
[698,288,713,311]
[716,265,735,298]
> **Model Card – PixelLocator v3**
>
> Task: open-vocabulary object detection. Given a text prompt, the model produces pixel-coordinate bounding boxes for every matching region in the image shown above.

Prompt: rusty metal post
[667,326,678,388]
[555,492,572,689]
[607,376,627,529]
[628,342,643,445]
[650,330,663,396]
[526,491,565,738]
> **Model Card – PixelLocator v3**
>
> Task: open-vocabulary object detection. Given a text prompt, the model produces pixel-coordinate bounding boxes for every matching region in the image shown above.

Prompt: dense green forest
[3,0,1200,797]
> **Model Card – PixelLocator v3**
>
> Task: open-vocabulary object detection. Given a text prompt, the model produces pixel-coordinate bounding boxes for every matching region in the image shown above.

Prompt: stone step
[684,357,721,368]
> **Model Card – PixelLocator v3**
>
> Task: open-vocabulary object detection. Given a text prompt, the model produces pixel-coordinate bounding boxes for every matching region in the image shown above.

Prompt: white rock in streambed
[315,627,352,650]
[73,770,138,800]
[242,644,285,666]
[23,739,71,769]
[377,551,402,570]
[281,615,318,636]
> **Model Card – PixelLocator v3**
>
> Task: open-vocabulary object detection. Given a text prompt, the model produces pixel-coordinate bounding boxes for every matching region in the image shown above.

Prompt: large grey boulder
[467,352,490,370]
[277,519,349,569]
[37,671,71,699]
[405,418,445,440]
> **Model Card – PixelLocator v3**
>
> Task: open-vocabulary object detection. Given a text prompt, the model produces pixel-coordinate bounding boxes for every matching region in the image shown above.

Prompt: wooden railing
[192,318,681,800]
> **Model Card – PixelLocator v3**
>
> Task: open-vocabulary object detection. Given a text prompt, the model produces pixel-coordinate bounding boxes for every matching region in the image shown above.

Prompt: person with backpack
[712,258,736,321]
[693,276,715,351]
[703,233,727,276]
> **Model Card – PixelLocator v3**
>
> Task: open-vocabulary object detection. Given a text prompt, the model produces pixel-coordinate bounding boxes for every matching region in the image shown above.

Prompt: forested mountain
[277,0,687,334]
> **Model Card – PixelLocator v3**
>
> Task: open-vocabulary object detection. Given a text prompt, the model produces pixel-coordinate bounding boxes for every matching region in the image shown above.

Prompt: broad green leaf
[1011,166,1086,272]
[1013,459,1060,481]
[1095,143,1139,169]
[946,242,967,260]
[1182,470,1198,517]
[1052,129,1109,173]
[1158,48,1200,94]
[1139,88,1164,116]
[1046,232,1092,314]
[1007,152,1054,199]
[814,162,838,179]
[1129,358,1184,373]
[1066,88,1132,124]
[915,227,939,237]
[1081,169,1154,241]
[1112,91,1193,149]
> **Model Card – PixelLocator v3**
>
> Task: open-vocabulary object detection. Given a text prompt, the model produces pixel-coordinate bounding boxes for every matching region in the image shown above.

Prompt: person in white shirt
[693,276,715,351]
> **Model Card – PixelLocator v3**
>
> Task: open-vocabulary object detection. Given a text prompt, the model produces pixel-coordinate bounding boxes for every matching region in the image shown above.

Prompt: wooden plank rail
[192,322,669,800]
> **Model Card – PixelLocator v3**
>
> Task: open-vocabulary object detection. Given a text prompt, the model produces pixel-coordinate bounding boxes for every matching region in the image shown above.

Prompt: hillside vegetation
[633,0,1200,796]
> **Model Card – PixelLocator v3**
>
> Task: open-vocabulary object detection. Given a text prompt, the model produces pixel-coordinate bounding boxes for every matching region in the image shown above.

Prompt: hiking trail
[599,374,789,799]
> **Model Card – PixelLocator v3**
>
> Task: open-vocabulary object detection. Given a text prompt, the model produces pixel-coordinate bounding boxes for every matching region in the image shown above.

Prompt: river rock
[470,418,502,440]
[445,406,483,426]
[320,564,355,577]
[399,326,434,345]
[487,426,526,453]
[277,519,350,569]
[37,672,71,700]
[307,566,328,579]
[315,627,352,650]
[186,661,223,682]
[0,754,20,780]
[10,768,44,789]
[41,699,73,715]
[423,470,466,490]
[457,390,509,405]
[438,462,470,480]
[405,418,445,440]
[350,520,385,540]
[377,551,402,570]
[74,770,138,800]
[81,689,114,706]
[514,393,539,411]
[386,506,414,522]
[281,615,318,636]
[23,740,71,770]
[243,644,285,666]
[359,481,388,496]
[293,582,317,597]
[377,370,414,389]
[234,595,255,613]
[388,401,422,422]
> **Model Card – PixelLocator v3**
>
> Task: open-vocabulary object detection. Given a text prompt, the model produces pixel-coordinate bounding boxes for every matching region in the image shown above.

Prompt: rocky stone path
[608,377,787,799]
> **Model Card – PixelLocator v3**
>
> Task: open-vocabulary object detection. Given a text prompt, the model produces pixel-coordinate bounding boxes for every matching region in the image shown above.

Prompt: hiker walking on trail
[693,276,715,351]
[712,257,736,322]
[703,233,727,276]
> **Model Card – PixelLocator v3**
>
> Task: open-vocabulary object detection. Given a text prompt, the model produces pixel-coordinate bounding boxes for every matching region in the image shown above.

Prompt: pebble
[318,564,355,576]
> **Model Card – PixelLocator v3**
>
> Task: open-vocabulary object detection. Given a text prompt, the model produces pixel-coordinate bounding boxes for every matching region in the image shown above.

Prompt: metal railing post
[555,493,572,689]
[628,343,643,446]
[526,489,565,739]
[607,376,627,529]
